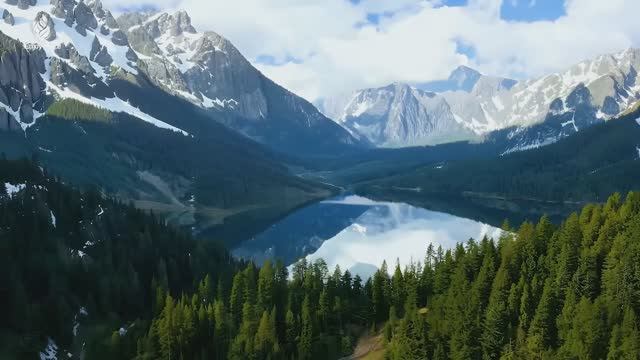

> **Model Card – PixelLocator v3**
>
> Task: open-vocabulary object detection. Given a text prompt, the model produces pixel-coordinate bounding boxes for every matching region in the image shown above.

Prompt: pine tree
[258,260,275,312]
[285,308,299,358]
[298,295,314,360]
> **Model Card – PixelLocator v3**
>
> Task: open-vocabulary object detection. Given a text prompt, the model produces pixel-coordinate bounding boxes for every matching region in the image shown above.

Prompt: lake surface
[233,195,503,278]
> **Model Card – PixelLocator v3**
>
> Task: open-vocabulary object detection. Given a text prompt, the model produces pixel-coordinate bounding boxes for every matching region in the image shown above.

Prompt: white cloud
[103,0,640,102]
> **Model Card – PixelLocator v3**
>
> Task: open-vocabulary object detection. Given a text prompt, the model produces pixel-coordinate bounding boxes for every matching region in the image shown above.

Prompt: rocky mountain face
[322,49,640,150]
[0,31,47,131]
[320,82,474,147]
[320,67,517,147]
[0,0,360,155]
[115,10,361,153]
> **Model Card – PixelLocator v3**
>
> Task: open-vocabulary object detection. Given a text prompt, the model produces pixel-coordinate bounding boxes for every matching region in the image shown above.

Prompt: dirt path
[341,333,385,360]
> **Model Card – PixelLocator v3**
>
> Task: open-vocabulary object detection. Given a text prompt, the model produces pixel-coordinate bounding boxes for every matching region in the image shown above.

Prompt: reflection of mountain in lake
[234,195,504,279]
[232,196,371,265]
[297,196,503,279]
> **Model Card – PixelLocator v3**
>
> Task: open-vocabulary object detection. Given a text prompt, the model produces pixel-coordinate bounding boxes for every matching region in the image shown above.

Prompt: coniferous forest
[3,158,640,359]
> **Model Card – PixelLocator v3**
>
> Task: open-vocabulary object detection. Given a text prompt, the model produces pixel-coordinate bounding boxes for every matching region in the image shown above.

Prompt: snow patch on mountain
[322,48,640,150]
[5,183,26,198]
[0,1,136,76]
[43,62,189,135]
[501,135,559,156]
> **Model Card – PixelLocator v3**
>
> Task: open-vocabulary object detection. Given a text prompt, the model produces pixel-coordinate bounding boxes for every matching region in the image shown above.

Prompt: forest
[133,192,640,360]
[357,114,640,203]
[2,157,640,359]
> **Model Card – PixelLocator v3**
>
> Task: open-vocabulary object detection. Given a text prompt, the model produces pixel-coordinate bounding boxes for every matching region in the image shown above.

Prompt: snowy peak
[0,2,360,154]
[415,65,514,94]
[447,65,482,91]
[116,9,266,119]
[321,81,474,147]
[323,48,640,150]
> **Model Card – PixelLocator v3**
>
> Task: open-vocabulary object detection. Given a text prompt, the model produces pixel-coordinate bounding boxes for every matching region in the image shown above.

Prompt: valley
[0,0,639,359]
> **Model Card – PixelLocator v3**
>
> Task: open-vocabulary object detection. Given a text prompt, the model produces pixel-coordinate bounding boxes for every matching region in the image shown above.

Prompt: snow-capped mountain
[0,0,361,154]
[320,67,517,147]
[321,49,640,150]
[320,82,475,147]
[417,65,516,94]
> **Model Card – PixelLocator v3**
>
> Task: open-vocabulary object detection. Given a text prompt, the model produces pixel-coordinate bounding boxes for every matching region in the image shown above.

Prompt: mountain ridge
[0,1,363,155]
[0,0,350,242]
[320,48,640,150]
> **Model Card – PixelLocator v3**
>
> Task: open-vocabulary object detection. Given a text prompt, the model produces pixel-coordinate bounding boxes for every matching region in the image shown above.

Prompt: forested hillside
[358,112,640,203]
[3,158,640,359]
[0,158,238,359]
[128,191,640,360]
[0,97,334,245]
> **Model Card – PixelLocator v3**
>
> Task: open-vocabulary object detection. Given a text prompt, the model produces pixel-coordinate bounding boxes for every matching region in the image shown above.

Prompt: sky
[104,0,640,102]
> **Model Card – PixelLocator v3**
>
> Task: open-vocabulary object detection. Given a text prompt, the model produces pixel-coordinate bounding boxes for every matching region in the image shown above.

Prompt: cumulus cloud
[103,0,640,101]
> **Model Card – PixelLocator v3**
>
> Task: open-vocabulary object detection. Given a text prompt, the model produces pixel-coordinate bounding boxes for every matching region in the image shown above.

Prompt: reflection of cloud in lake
[321,195,381,206]
[299,198,503,279]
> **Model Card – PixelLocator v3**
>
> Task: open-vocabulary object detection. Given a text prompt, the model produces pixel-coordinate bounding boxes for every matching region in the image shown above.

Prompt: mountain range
[0,0,639,243]
[0,0,362,242]
[0,0,361,155]
[319,49,640,150]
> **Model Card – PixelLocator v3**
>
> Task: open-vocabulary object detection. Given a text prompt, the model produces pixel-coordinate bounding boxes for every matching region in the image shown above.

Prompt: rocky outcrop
[50,0,76,26]
[89,36,112,67]
[0,107,20,131]
[86,0,118,29]
[54,43,95,74]
[0,33,47,130]
[49,57,113,98]
[125,48,138,62]
[17,0,36,10]
[156,11,196,36]
[33,12,56,41]
[86,0,104,18]
[103,11,118,28]
[73,1,97,36]
[2,9,14,25]
[141,57,190,91]
[183,33,269,120]
[111,29,128,46]
[127,27,161,56]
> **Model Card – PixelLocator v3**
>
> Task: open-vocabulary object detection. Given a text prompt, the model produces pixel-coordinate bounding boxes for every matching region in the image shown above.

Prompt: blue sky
[500,0,566,22]
[355,0,566,27]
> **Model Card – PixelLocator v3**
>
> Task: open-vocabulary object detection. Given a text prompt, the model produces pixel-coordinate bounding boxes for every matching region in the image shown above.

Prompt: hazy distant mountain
[319,82,475,147]
[320,49,640,150]
[417,65,517,93]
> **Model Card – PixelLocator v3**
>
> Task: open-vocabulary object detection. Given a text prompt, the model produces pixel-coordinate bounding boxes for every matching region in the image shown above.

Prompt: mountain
[319,67,516,147]
[115,10,362,154]
[0,1,342,242]
[321,49,640,150]
[318,82,475,147]
[356,107,640,204]
[417,65,517,93]
[0,1,360,155]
